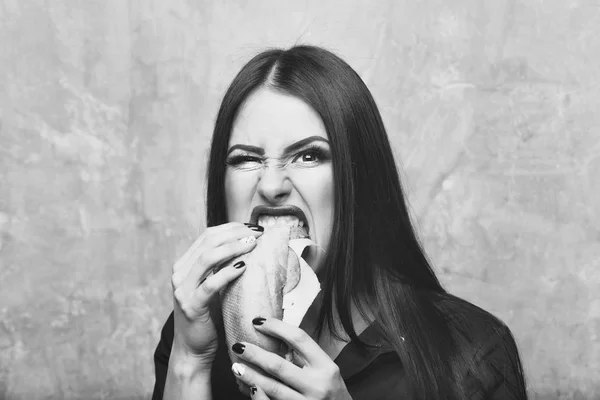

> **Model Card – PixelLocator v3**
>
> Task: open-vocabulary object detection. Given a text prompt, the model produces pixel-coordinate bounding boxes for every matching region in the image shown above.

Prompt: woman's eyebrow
[282,136,329,155]
[226,136,329,156]
[226,144,265,156]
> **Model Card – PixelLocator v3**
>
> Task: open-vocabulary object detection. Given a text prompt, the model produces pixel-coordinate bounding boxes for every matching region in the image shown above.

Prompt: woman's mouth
[257,215,305,229]
[250,205,309,235]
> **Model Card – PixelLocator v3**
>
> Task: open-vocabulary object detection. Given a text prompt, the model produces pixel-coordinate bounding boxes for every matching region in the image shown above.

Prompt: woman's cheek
[225,172,260,220]
[289,166,332,187]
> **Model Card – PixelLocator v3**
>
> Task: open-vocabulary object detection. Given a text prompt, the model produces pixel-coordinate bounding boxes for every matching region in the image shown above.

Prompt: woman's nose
[256,164,292,204]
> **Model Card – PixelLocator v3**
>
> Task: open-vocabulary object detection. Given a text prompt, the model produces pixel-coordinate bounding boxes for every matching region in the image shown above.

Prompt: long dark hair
[206,46,526,399]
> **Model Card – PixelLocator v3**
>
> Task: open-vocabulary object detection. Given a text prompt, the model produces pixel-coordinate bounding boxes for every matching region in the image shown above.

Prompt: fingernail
[232,342,245,354]
[244,223,264,232]
[199,276,207,286]
[233,261,245,269]
[252,317,265,325]
[232,363,245,377]
[250,386,257,396]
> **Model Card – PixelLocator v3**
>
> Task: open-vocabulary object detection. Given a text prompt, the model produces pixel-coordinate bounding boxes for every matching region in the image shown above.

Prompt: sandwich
[220,221,321,367]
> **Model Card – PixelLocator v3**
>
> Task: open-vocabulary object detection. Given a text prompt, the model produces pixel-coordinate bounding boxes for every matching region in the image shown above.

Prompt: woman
[152,45,528,400]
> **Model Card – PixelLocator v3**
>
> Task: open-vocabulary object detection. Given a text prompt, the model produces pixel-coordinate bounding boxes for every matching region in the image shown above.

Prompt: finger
[252,318,331,367]
[173,222,244,273]
[173,222,262,279]
[174,226,262,290]
[181,232,259,292]
[235,379,252,398]
[250,384,270,400]
[231,342,304,390]
[231,363,302,400]
[203,223,264,250]
[190,260,248,315]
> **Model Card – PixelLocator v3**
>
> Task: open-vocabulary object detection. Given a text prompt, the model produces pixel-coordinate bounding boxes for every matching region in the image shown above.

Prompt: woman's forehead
[229,88,328,149]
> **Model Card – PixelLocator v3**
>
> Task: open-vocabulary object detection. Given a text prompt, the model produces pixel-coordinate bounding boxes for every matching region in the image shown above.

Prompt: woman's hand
[230,318,353,400]
[170,222,264,369]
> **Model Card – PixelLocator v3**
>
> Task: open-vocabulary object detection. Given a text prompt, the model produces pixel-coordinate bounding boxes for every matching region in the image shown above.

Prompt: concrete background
[0,1,598,399]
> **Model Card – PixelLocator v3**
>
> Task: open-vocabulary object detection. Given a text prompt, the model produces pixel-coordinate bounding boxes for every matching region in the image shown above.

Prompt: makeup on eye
[291,143,331,164]
[225,137,331,167]
[225,153,264,167]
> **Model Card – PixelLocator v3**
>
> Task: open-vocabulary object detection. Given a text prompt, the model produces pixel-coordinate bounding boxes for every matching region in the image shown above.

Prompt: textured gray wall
[0,1,598,399]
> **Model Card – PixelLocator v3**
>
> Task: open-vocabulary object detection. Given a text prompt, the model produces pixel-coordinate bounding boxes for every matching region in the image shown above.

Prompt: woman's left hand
[230,317,353,400]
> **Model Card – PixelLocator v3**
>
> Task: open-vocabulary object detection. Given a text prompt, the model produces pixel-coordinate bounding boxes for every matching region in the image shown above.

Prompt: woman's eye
[293,148,328,164]
[299,151,319,162]
[226,155,262,167]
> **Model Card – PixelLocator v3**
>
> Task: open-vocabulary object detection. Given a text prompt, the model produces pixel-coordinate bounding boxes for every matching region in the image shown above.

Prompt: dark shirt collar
[334,321,397,380]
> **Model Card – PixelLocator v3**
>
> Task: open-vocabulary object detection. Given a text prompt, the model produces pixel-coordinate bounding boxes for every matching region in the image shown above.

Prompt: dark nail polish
[250,386,257,396]
[233,261,245,269]
[252,317,265,325]
[244,223,264,231]
[232,342,245,354]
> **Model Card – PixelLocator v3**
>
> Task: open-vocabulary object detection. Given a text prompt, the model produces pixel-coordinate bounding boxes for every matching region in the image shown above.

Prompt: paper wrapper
[283,238,321,326]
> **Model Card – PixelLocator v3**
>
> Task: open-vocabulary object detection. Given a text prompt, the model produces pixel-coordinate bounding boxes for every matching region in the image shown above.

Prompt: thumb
[250,384,270,400]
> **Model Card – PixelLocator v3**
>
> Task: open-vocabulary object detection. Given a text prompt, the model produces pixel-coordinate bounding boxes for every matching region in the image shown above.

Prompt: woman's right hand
[170,222,264,370]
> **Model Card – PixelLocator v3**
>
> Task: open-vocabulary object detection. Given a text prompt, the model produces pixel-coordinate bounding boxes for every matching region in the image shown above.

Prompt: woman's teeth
[258,215,304,228]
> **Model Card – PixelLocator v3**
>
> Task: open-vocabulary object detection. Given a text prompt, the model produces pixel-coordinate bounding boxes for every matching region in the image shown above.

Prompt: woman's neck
[299,293,376,359]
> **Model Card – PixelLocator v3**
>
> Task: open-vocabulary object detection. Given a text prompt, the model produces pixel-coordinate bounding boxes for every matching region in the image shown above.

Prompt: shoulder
[151,311,174,400]
[433,292,509,343]
[433,293,528,399]
[432,292,518,362]
[155,310,175,360]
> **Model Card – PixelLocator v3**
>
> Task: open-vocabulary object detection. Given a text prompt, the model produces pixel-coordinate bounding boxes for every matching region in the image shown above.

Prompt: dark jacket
[152,294,527,399]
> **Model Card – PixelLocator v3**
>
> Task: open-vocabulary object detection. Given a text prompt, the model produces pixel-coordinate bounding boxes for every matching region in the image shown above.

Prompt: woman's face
[225,87,334,272]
